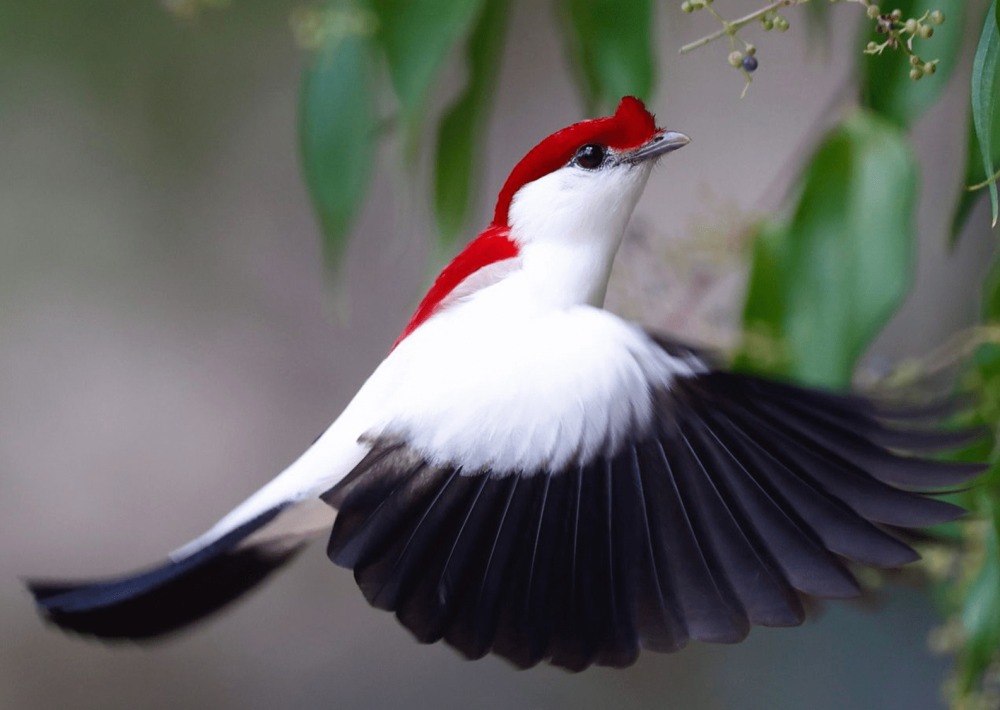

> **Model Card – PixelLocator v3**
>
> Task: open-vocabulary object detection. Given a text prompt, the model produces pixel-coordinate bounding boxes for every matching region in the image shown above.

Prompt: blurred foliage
[951,1,1000,242]
[558,0,655,115]
[736,111,916,389]
[298,1,379,271]
[970,0,1000,229]
[858,0,965,127]
[434,0,513,244]
[936,258,1000,706]
[372,0,485,147]
[297,0,657,260]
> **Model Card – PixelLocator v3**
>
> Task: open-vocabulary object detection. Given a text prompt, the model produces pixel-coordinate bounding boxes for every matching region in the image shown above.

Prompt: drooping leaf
[951,106,1000,243]
[737,111,918,389]
[299,1,379,270]
[433,0,513,244]
[372,0,484,136]
[859,0,965,128]
[972,0,1000,227]
[558,0,654,112]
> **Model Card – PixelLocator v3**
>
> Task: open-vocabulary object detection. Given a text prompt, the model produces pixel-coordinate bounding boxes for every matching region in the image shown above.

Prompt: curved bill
[627,131,690,164]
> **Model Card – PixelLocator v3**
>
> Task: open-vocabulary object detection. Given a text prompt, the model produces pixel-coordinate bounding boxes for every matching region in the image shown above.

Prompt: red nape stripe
[392,226,519,348]
[491,96,658,228]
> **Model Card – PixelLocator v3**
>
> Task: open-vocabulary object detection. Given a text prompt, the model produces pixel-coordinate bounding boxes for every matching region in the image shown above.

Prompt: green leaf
[972,0,1000,227]
[737,111,918,389]
[859,0,965,128]
[950,106,1000,243]
[734,219,793,376]
[959,498,1000,693]
[433,0,513,244]
[558,0,654,112]
[372,0,484,133]
[299,1,379,270]
[945,254,1000,697]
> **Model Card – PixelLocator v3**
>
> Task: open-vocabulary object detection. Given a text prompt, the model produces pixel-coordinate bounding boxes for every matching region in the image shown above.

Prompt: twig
[679,0,801,54]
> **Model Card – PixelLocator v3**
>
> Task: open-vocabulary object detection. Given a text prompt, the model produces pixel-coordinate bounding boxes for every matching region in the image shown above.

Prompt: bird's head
[394,97,687,346]
[494,96,689,247]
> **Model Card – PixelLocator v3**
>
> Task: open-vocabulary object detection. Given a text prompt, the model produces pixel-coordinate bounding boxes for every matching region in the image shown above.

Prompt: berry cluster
[728,46,759,74]
[858,4,946,80]
[679,0,785,96]
[679,0,948,93]
[758,10,791,32]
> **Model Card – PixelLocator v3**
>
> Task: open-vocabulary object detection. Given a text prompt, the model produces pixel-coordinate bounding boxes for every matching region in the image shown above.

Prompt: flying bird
[28,97,984,671]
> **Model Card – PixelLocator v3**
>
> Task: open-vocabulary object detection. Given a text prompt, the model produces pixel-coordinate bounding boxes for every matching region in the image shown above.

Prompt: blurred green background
[2,1,997,708]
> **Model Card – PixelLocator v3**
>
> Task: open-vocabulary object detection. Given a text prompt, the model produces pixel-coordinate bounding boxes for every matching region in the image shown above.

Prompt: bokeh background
[2,1,997,708]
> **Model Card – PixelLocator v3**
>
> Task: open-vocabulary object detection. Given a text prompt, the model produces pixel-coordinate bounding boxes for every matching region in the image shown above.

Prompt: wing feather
[322,335,983,671]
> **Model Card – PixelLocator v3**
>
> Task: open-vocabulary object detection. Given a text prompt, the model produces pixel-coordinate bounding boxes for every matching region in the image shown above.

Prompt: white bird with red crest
[28,97,984,671]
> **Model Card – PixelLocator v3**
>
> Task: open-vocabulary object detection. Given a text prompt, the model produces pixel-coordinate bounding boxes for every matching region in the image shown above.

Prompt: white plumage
[177,135,691,556]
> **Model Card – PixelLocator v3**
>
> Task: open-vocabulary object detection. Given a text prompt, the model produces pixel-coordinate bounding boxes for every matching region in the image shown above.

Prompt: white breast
[362,276,702,474]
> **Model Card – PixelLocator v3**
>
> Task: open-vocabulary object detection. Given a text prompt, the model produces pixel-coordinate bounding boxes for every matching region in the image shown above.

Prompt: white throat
[506,160,654,309]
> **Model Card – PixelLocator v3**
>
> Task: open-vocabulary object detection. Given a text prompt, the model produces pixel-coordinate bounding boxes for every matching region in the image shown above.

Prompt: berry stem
[967,166,1000,193]
[679,0,801,54]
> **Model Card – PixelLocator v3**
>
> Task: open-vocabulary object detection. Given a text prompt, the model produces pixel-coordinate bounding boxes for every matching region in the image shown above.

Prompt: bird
[28,96,985,672]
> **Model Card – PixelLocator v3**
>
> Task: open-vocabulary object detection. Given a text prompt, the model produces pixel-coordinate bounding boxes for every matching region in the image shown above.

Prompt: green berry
[909,54,920,65]
[919,24,933,38]
[903,18,917,33]
[909,67,923,80]
[775,15,789,31]
[761,17,773,30]
[728,50,744,67]
[746,44,756,57]
[929,10,944,25]
[867,41,879,52]
[867,5,880,18]
[924,61,936,75]
[890,9,902,20]
[681,1,694,13]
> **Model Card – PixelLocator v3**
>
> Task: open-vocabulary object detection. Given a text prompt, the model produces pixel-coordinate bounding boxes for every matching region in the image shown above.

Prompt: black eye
[574,144,606,170]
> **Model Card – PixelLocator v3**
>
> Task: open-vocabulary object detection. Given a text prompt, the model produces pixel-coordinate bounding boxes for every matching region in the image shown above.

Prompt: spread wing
[322,335,983,672]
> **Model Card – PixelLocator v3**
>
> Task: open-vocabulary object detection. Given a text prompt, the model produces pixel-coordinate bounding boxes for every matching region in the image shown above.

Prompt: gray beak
[627,131,690,163]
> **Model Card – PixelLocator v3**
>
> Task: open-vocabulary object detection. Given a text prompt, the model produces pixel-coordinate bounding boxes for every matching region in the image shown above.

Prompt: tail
[27,498,334,640]
[26,390,372,640]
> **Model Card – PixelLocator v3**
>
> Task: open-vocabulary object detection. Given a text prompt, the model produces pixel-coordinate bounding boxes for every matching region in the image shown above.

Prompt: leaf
[948,240,1000,700]
[959,497,1000,693]
[972,0,1000,227]
[558,0,654,112]
[737,111,918,390]
[859,0,965,128]
[433,0,513,244]
[950,106,1000,243]
[734,219,793,376]
[299,1,379,270]
[372,0,484,134]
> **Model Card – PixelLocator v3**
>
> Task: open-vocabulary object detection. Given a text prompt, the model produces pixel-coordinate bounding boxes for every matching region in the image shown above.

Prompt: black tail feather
[28,504,306,640]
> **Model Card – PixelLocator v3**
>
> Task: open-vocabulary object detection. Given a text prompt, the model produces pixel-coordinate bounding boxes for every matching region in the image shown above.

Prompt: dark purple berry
[742,55,758,72]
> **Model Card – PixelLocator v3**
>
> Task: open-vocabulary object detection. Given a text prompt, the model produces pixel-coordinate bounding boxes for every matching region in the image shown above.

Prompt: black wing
[323,353,984,671]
